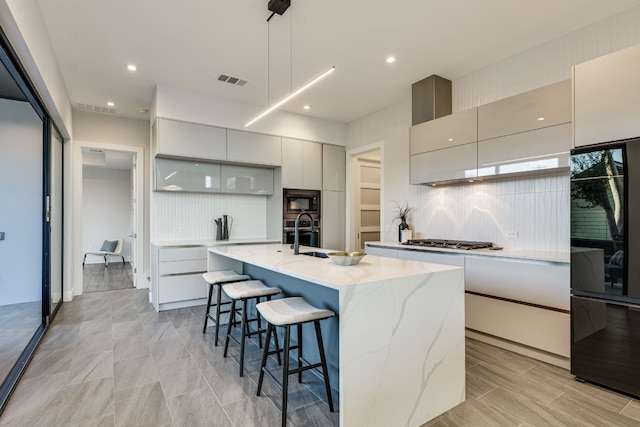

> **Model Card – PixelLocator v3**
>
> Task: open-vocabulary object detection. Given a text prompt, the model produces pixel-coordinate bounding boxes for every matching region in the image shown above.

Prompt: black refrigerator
[570,138,640,398]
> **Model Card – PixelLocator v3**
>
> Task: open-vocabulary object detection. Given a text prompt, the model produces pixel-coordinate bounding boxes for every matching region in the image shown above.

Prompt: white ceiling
[36,0,640,124]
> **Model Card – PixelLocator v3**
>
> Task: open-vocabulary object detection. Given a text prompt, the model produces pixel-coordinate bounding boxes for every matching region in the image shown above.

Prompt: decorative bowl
[327,252,366,266]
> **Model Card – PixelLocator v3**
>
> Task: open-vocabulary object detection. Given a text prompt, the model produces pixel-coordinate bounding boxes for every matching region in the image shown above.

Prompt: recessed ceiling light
[537,117,545,121]
[139,109,149,114]
[385,56,396,64]
[107,101,115,107]
[303,105,311,110]
[448,138,454,142]
[127,64,137,72]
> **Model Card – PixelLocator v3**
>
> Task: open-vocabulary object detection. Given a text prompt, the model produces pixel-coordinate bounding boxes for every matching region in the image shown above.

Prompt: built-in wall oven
[283,189,321,248]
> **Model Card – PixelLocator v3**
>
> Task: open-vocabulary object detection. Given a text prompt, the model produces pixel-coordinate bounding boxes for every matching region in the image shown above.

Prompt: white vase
[401,229,412,243]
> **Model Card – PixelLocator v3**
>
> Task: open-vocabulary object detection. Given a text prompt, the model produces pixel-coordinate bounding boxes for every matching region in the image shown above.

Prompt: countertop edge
[366,241,570,264]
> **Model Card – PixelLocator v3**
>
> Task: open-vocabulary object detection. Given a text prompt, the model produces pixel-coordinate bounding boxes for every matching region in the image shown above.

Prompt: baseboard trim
[466,329,570,370]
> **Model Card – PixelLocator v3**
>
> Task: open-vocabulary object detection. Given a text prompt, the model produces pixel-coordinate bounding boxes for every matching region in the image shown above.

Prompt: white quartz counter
[151,238,280,248]
[366,241,570,263]
[208,243,459,291]
[208,243,466,427]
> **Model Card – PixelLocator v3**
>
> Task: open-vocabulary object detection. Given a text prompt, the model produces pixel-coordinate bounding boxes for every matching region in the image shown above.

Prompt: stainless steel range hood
[411,74,452,126]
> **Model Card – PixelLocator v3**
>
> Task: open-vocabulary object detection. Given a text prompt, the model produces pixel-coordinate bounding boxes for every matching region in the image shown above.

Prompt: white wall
[0,99,43,304]
[82,166,132,263]
[347,5,640,252]
[154,84,347,145]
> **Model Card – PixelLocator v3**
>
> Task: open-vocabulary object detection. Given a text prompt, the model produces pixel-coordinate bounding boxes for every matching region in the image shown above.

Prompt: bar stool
[222,280,282,377]
[256,297,335,427]
[202,270,250,345]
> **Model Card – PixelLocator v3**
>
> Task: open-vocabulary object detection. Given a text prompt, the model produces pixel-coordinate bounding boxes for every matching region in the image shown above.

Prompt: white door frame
[345,141,384,252]
[72,140,145,298]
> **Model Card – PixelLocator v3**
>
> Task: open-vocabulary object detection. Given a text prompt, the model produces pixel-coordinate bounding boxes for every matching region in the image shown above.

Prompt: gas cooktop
[401,239,502,250]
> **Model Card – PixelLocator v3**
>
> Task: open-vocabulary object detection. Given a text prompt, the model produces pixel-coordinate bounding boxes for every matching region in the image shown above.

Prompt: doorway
[346,143,383,252]
[73,142,144,296]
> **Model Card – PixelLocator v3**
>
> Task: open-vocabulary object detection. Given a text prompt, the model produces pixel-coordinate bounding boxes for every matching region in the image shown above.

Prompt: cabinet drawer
[464,256,569,310]
[364,246,398,258]
[159,247,207,262]
[158,274,208,303]
[159,259,207,275]
[397,249,464,267]
[465,293,569,357]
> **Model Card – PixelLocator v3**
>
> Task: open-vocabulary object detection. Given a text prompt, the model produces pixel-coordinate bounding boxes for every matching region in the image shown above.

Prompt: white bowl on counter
[327,252,366,266]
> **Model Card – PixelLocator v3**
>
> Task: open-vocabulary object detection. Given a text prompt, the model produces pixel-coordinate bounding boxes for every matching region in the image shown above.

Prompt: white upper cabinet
[410,108,477,154]
[478,80,571,141]
[322,144,346,191]
[574,43,640,147]
[227,129,282,166]
[220,164,274,195]
[410,142,477,184]
[155,118,227,161]
[477,123,571,177]
[281,138,322,190]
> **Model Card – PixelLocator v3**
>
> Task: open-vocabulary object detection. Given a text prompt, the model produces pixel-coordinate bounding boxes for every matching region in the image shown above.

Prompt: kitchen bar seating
[256,296,335,427]
[222,280,282,376]
[202,270,250,345]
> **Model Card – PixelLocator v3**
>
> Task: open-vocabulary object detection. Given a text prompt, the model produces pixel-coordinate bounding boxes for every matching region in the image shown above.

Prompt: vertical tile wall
[152,192,267,241]
[348,5,640,253]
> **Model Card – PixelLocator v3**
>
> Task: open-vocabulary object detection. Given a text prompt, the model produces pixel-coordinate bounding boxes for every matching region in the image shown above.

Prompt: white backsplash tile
[152,192,268,241]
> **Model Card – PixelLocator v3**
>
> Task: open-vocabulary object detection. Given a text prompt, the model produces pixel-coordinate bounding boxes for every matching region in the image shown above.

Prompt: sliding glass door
[0,27,63,414]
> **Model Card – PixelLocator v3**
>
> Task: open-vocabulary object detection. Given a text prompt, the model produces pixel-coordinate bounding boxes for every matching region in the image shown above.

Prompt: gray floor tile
[149,336,191,365]
[67,350,114,385]
[114,381,172,427]
[55,377,114,425]
[0,371,67,425]
[620,400,640,422]
[21,347,73,380]
[167,388,233,427]
[224,395,286,427]
[156,356,209,399]
[113,334,151,361]
[113,354,159,392]
[112,319,144,340]
[75,330,113,354]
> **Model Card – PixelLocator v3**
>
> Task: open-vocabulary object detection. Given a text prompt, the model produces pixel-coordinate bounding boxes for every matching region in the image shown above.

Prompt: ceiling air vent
[218,74,248,87]
[76,103,117,115]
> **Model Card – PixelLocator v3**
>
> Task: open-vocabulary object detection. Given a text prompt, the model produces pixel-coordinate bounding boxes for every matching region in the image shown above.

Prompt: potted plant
[392,201,414,242]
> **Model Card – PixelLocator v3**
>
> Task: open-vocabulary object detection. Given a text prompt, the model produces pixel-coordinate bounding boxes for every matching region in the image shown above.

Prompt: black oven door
[284,229,320,248]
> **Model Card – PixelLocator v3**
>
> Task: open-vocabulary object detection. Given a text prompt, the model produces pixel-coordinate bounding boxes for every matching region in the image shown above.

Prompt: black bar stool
[222,280,282,377]
[256,296,335,427]
[202,270,250,345]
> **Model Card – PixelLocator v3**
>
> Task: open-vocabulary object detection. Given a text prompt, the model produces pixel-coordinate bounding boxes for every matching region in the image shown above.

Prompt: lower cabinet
[321,190,345,250]
[465,293,570,358]
[365,245,398,258]
[151,245,208,311]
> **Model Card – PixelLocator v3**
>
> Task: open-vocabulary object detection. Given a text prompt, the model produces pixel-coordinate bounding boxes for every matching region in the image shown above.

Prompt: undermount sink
[299,251,329,259]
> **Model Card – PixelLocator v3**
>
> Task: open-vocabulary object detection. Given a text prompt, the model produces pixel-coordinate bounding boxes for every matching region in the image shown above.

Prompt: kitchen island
[208,243,465,427]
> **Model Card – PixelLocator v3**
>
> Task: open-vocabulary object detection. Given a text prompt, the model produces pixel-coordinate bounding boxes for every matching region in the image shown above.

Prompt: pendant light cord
[267,20,270,106]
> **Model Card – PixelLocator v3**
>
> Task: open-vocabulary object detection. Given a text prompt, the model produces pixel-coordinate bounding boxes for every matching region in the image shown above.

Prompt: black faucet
[292,211,314,255]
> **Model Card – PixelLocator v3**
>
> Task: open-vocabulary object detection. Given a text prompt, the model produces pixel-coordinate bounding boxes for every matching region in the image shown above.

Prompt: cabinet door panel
[302,141,322,190]
[155,158,221,192]
[221,164,274,195]
[321,190,345,250]
[574,44,640,147]
[227,130,281,166]
[157,118,227,160]
[410,108,477,154]
[322,144,346,191]
[159,247,207,262]
[281,138,303,188]
[477,123,571,177]
[158,274,207,303]
[397,249,464,267]
[410,143,477,184]
[478,80,571,141]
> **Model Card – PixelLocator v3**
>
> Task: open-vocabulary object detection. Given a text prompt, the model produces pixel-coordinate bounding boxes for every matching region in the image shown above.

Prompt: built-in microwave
[283,189,320,218]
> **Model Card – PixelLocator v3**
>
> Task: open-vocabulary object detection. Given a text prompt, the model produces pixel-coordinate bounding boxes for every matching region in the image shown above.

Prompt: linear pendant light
[244,65,335,127]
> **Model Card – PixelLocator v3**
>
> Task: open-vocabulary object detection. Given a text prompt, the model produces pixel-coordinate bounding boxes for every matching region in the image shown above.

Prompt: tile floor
[2,287,640,426]
[83,263,134,293]
[0,301,41,382]
[0,288,338,426]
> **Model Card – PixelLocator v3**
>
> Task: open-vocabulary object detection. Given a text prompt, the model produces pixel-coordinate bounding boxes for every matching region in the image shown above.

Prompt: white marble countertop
[151,238,280,248]
[366,241,570,264]
[208,243,461,291]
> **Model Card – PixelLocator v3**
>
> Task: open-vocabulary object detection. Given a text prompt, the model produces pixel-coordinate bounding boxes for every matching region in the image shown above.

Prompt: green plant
[392,201,414,223]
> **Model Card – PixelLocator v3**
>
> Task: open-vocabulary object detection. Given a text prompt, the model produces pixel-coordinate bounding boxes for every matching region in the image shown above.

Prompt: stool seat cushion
[203,270,250,285]
[223,280,281,300]
[257,297,335,326]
